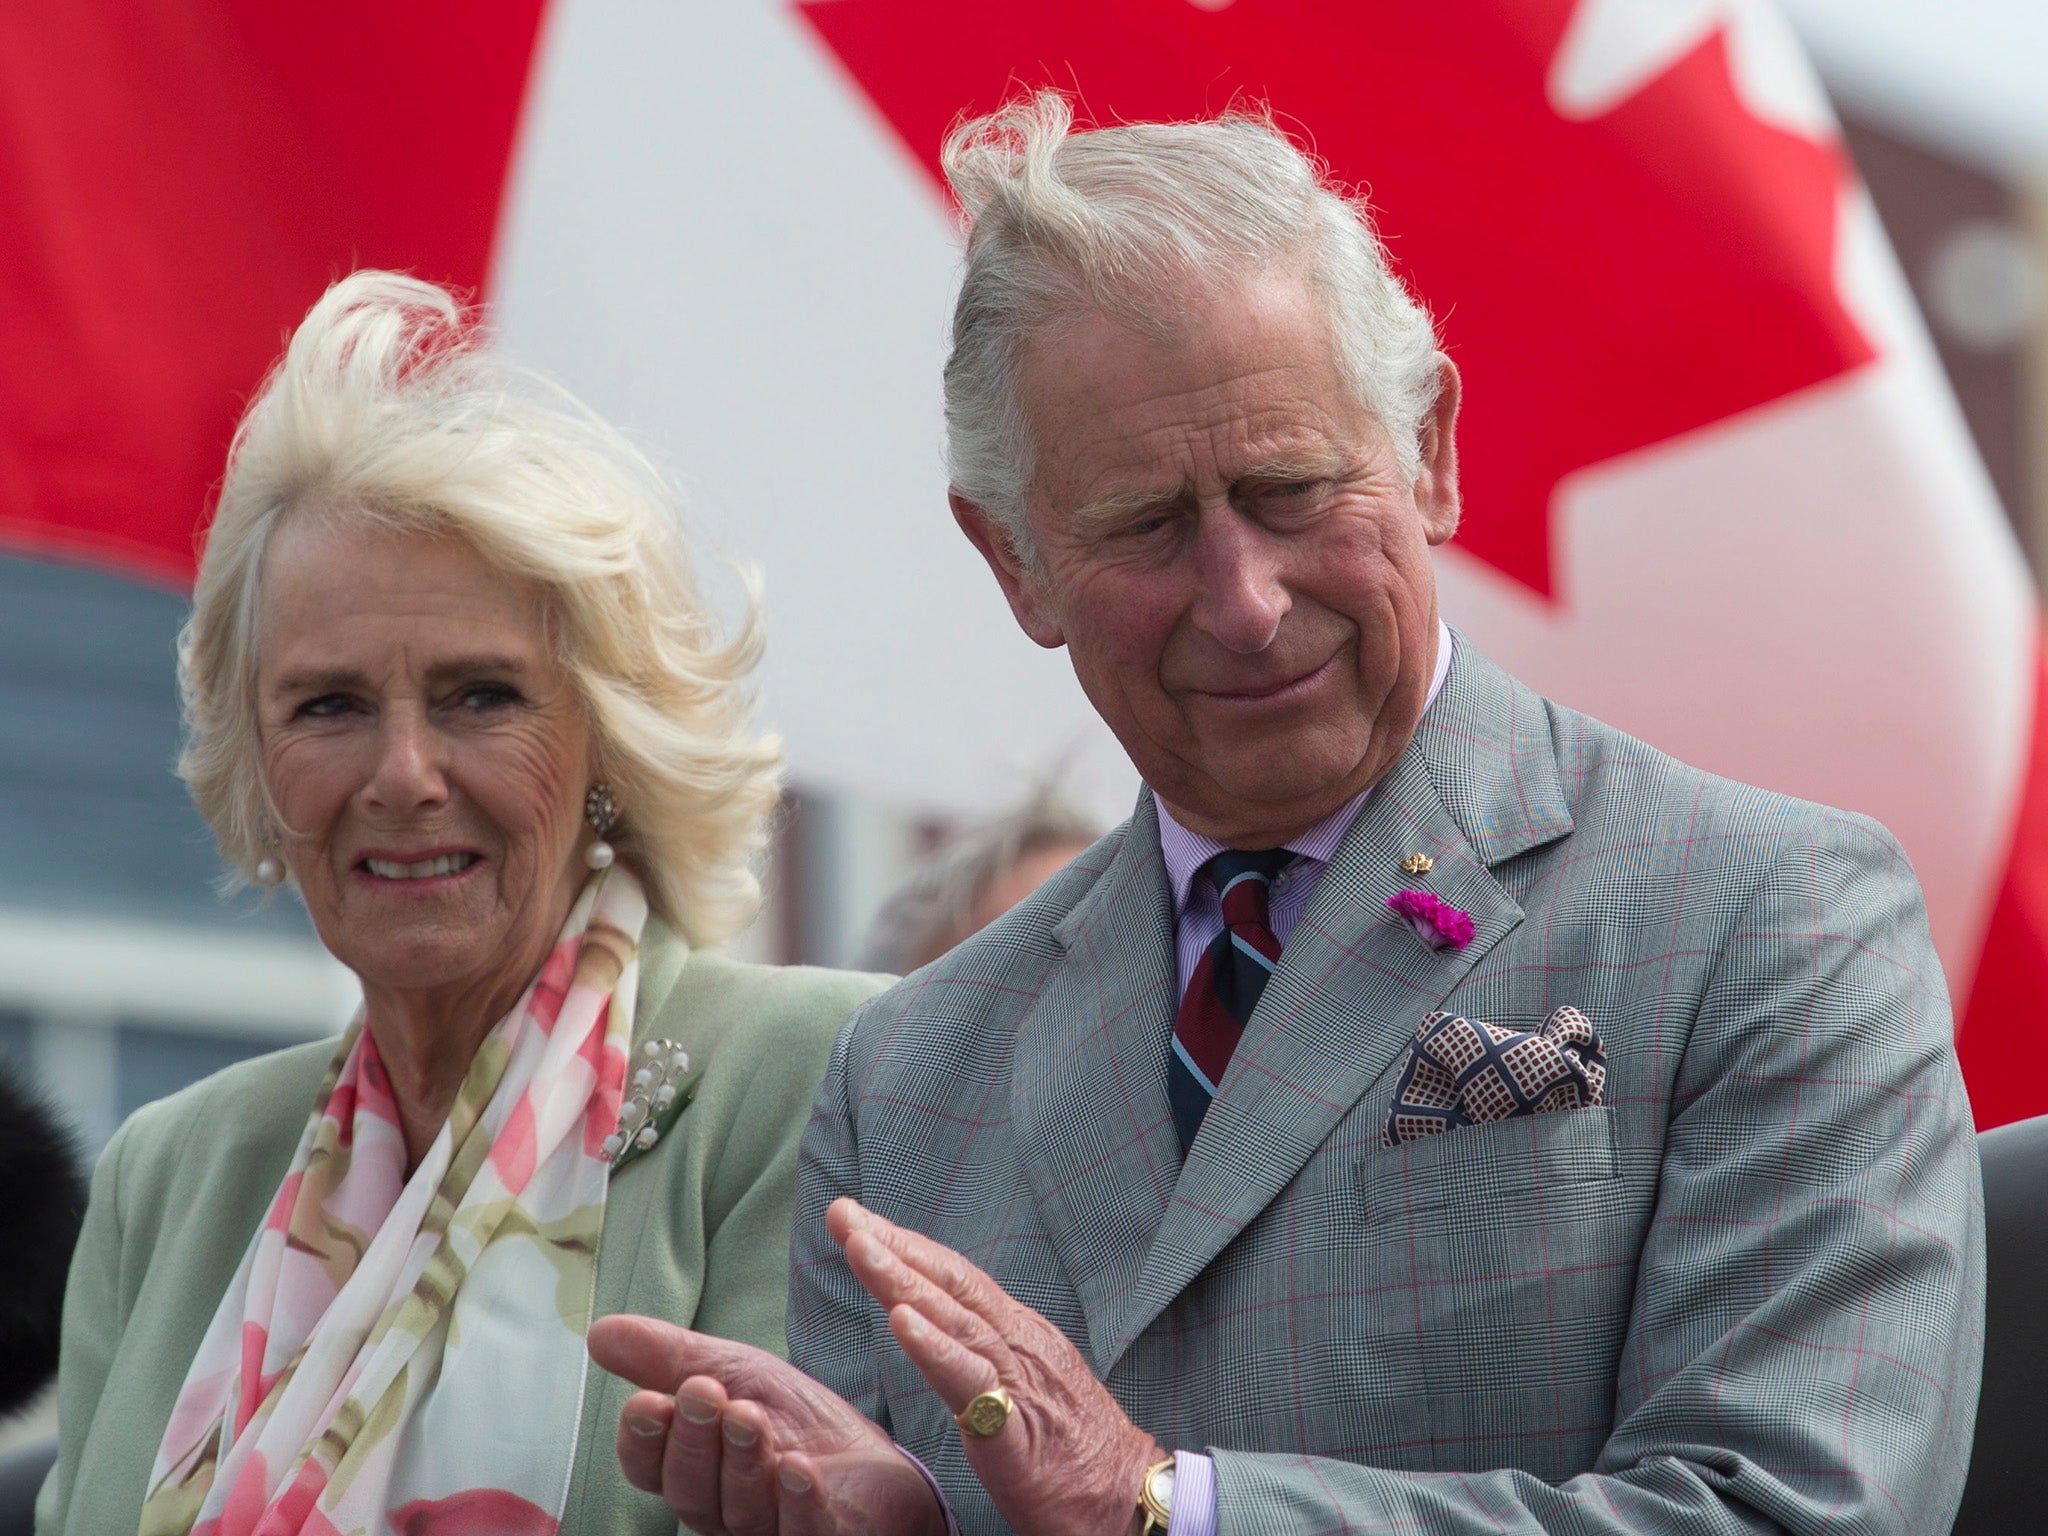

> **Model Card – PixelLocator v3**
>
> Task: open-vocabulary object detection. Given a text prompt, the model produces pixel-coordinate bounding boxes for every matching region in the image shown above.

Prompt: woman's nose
[362,712,450,813]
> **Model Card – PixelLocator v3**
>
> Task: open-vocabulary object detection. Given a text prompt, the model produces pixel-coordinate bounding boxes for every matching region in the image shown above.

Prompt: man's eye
[1254,482,1326,520]
[1118,513,1175,539]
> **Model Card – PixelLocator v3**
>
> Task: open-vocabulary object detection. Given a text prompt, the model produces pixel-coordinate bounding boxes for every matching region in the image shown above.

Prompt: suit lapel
[1103,639,1576,1369]
[1010,797,1189,1371]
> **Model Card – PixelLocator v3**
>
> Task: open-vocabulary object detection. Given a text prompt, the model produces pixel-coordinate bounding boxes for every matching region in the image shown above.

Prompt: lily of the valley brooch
[604,1039,701,1173]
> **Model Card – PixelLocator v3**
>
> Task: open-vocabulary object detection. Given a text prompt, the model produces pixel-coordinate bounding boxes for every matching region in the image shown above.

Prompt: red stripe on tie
[1169,850,1294,1149]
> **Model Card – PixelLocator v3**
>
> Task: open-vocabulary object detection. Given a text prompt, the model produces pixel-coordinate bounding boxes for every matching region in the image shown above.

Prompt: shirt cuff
[891,1442,1211,1536]
[1171,1450,1218,1536]
[894,1443,962,1536]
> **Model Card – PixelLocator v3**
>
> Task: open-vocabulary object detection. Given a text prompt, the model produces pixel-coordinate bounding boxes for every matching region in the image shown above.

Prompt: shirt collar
[1155,618,1455,914]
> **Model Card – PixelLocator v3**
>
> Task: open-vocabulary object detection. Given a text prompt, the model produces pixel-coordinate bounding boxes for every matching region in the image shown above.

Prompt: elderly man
[590,95,1982,1535]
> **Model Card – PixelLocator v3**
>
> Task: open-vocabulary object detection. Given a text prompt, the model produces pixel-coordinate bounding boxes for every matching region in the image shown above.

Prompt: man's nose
[1188,510,1291,653]
[362,710,450,814]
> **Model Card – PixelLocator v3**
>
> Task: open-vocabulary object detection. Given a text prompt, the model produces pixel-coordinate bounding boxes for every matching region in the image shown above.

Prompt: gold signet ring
[957,1387,1015,1437]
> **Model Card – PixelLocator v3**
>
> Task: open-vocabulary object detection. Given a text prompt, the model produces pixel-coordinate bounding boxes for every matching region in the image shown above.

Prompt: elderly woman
[38,271,884,1535]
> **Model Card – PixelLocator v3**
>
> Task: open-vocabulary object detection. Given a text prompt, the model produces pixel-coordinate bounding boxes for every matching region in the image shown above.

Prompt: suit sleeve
[787,1007,894,1430]
[1207,816,1984,1536]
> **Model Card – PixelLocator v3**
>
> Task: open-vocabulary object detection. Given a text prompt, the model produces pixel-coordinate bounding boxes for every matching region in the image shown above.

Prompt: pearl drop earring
[584,783,620,871]
[255,855,286,886]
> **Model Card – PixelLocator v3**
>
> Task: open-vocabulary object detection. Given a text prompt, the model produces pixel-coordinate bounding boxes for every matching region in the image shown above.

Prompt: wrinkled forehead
[1020,257,1308,366]
[1015,274,1374,508]
[254,511,554,672]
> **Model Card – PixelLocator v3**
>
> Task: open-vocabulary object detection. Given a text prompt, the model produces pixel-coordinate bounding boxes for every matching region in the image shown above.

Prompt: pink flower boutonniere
[1387,890,1475,951]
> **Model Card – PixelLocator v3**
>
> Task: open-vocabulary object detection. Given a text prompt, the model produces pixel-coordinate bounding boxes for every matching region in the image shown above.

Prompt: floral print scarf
[140,867,648,1536]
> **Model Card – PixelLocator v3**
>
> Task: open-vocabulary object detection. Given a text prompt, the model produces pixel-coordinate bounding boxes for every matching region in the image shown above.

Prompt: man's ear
[1413,354,1462,547]
[950,491,1066,649]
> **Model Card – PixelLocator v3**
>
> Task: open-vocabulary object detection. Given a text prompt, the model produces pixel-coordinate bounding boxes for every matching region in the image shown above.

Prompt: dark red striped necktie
[1168,848,1297,1150]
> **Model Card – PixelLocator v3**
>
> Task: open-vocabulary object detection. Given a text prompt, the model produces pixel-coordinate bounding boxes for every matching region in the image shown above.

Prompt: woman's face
[255,518,595,1006]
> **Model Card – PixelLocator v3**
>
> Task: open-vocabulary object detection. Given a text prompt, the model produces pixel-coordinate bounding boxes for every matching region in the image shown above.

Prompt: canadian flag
[5,1,2042,1126]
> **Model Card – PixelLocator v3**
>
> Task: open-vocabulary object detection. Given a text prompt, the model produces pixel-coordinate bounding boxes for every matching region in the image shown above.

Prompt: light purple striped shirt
[1147,620,1452,1536]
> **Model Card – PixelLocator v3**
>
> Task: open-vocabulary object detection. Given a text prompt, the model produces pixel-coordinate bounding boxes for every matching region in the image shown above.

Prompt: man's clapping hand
[830,1199,1163,1536]
[590,1198,1162,1536]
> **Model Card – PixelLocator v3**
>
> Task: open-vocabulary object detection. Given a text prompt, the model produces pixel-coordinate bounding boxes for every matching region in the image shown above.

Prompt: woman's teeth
[364,853,479,880]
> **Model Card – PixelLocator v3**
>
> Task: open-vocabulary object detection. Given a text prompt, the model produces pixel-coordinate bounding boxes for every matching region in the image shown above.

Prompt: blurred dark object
[0,1071,84,1416]
[1842,111,2036,559]
[857,782,1102,973]
[1951,1112,2048,1536]
[0,1436,56,1536]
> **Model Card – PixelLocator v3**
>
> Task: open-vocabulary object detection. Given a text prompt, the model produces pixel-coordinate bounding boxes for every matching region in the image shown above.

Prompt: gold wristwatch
[1138,1455,1175,1534]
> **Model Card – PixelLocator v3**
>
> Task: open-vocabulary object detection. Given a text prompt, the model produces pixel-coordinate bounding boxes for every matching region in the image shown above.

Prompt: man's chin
[1154,759,1376,843]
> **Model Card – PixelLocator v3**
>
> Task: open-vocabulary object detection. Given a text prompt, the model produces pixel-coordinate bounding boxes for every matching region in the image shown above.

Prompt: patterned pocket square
[1382,1006,1607,1147]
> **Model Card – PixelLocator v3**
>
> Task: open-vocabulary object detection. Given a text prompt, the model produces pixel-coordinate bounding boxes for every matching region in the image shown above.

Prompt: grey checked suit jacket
[791,639,1983,1535]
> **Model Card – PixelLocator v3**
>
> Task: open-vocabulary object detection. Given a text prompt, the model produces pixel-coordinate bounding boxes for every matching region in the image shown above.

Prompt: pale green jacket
[37,921,887,1535]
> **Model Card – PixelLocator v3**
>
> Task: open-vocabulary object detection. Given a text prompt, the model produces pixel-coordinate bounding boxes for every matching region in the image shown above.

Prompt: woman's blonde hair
[178,270,781,947]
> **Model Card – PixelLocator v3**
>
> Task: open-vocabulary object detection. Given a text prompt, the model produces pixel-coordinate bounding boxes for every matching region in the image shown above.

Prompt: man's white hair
[179,270,781,947]
[941,92,1443,560]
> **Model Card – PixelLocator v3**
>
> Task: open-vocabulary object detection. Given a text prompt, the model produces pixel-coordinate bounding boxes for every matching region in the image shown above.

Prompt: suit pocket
[1354,1108,1634,1478]
[1356,1105,1617,1220]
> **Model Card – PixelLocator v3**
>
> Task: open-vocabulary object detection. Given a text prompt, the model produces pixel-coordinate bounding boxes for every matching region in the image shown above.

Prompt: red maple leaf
[794,0,1874,601]
[0,2,546,585]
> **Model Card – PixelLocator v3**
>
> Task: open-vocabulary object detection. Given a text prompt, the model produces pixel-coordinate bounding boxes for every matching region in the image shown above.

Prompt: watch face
[1147,1465,1175,1510]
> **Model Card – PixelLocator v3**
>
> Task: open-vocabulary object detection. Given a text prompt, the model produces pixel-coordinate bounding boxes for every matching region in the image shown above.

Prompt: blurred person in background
[593,96,1982,1536]
[857,783,1101,974]
[38,272,885,1535]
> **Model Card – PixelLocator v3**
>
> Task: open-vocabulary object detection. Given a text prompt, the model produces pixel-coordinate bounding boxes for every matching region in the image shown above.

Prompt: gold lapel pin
[1400,853,1435,876]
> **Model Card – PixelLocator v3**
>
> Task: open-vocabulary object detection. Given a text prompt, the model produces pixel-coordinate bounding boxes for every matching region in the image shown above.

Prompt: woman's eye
[453,682,522,711]
[293,693,355,720]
